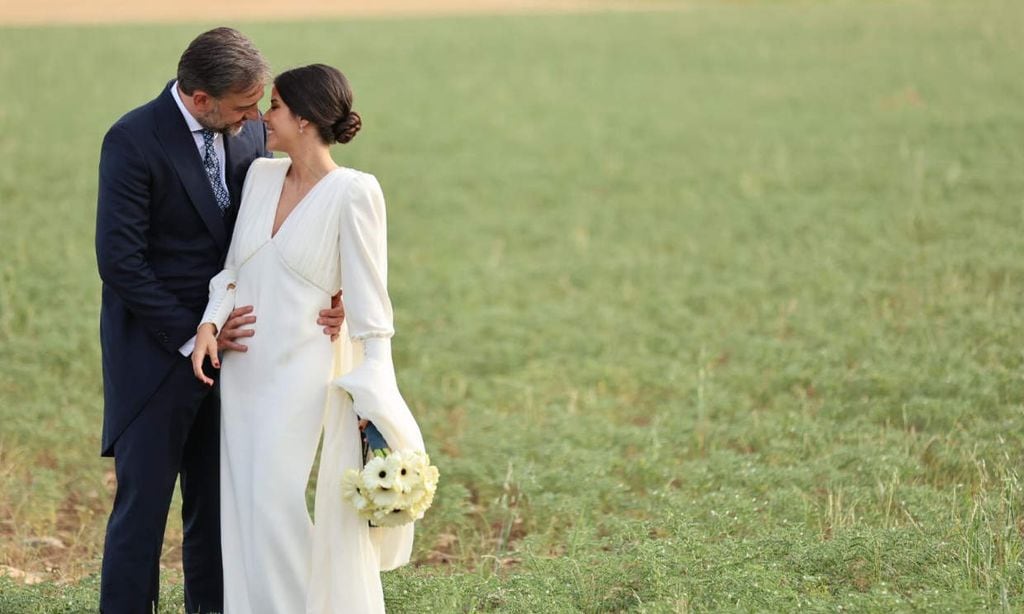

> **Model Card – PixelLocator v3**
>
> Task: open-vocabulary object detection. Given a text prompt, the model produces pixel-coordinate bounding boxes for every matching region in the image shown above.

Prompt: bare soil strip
[0,0,681,27]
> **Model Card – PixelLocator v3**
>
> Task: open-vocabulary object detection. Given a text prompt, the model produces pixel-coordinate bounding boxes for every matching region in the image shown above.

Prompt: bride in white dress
[190,64,426,614]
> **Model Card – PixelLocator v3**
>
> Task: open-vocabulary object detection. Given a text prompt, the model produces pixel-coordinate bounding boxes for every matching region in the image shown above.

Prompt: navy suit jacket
[95,82,267,456]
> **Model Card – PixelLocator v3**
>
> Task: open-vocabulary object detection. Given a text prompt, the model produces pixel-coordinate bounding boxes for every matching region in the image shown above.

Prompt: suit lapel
[224,130,244,211]
[152,84,228,251]
[223,122,259,234]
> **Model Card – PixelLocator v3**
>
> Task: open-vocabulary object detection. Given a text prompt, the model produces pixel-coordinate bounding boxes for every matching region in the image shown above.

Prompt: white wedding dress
[200,157,426,614]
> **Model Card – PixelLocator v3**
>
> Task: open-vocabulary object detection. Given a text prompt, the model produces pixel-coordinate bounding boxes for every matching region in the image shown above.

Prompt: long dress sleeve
[330,174,425,455]
[198,269,237,334]
[308,173,425,590]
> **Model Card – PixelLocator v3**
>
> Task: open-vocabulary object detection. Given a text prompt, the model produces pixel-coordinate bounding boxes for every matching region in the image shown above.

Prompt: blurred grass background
[2,0,1024,611]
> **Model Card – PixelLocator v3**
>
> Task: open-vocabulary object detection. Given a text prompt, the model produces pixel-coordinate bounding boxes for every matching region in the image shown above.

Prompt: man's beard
[197,105,245,136]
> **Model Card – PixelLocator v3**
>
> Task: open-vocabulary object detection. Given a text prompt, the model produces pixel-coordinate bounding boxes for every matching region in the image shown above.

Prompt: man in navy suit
[95,28,343,613]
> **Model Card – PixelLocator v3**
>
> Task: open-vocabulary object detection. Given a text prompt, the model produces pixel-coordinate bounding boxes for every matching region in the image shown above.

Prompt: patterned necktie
[200,129,231,214]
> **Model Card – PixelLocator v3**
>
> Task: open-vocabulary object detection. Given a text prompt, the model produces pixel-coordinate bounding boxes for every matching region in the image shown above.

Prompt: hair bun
[332,111,362,144]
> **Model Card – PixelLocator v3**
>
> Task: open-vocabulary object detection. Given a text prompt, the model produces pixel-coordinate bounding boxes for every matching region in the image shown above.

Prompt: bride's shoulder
[247,156,290,177]
[332,169,385,226]
[337,167,383,200]
[239,157,289,205]
[241,157,289,194]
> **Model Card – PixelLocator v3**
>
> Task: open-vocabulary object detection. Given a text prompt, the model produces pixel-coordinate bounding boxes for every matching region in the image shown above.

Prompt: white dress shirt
[170,80,230,357]
[170,80,229,192]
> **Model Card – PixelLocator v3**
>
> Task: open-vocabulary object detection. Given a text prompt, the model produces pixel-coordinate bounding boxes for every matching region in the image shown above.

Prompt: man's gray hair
[177,27,270,97]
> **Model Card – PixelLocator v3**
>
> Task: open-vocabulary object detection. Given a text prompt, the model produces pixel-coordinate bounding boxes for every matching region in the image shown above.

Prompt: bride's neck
[284,144,337,182]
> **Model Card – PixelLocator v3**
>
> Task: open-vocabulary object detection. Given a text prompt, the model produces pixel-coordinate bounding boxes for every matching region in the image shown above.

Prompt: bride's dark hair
[274,63,361,145]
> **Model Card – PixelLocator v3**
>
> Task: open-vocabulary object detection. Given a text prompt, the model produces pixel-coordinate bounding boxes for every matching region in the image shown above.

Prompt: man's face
[193,82,264,136]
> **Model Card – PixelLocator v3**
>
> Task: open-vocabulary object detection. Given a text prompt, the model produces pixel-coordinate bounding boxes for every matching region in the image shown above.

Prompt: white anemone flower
[362,456,396,491]
[422,465,440,492]
[373,506,416,528]
[341,470,370,511]
[369,485,402,509]
[391,457,420,494]
[383,454,411,492]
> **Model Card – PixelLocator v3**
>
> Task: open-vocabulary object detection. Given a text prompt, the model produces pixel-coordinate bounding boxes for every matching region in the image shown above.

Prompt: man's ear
[192,90,214,112]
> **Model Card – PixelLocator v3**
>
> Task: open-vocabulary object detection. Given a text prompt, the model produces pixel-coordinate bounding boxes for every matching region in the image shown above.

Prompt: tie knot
[200,128,216,145]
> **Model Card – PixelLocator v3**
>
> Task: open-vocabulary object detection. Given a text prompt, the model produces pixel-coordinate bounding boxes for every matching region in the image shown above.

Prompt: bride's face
[263,87,304,152]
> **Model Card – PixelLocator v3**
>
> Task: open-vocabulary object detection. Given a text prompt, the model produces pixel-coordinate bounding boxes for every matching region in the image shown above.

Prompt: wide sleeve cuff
[330,337,425,453]
[332,338,397,416]
[199,269,237,334]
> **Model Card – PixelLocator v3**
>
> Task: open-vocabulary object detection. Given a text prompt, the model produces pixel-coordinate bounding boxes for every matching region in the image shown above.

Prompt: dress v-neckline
[270,161,343,240]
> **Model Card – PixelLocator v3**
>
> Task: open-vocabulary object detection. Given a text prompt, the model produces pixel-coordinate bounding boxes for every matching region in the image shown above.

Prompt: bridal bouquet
[341,446,440,527]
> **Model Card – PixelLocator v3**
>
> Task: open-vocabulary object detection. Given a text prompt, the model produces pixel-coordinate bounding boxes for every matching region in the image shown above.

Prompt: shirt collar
[170,80,211,136]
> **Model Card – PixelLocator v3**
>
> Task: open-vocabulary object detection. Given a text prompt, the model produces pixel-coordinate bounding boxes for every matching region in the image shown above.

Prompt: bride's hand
[191,323,220,386]
[319,291,344,341]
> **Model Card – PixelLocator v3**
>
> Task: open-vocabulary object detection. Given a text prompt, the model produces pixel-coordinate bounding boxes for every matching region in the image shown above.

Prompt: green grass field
[2,1,1024,611]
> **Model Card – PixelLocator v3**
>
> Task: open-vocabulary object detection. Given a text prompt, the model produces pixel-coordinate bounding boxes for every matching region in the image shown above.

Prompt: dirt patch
[0,0,679,27]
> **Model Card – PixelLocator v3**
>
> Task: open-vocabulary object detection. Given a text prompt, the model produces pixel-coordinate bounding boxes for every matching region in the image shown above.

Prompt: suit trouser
[100,358,223,614]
